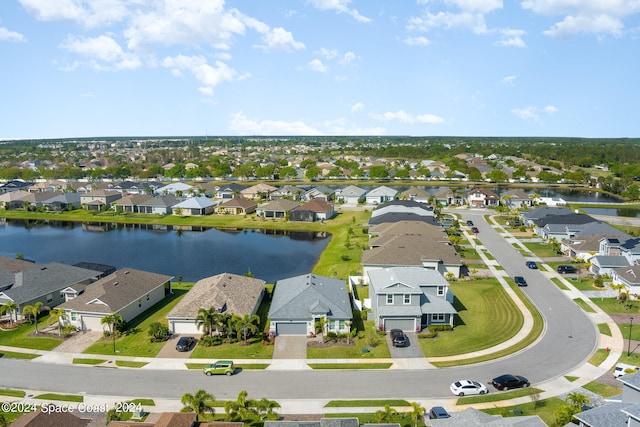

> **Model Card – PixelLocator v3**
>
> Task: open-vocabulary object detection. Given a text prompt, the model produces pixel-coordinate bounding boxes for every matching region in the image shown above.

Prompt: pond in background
[581,207,640,218]
[0,219,329,283]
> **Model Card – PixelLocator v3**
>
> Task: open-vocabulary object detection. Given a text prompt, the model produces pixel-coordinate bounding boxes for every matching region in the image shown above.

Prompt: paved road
[0,211,599,401]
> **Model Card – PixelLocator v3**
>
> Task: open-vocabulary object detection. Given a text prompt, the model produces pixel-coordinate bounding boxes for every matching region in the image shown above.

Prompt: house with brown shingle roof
[400,186,431,203]
[112,194,153,213]
[216,197,258,215]
[166,273,265,335]
[289,199,335,222]
[240,183,278,200]
[60,268,173,331]
[80,189,122,211]
[10,410,91,427]
[466,188,499,208]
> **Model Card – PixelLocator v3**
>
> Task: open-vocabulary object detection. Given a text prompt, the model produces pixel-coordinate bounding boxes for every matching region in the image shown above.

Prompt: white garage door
[384,318,415,332]
[171,320,201,335]
[276,322,307,335]
[81,315,104,331]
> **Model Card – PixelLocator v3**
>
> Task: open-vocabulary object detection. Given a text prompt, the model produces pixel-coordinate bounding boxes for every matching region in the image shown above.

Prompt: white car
[450,380,489,396]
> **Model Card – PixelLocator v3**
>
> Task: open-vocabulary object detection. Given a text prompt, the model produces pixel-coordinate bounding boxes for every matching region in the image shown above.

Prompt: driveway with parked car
[387,332,424,358]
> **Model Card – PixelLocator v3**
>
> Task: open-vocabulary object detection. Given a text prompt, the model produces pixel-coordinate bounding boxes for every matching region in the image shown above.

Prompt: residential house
[61,268,173,331]
[111,180,158,195]
[4,191,63,210]
[289,199,335,222]
[137,195,180,215]
[256,199,300,219]
[400,186,431,203]
[301,185,335,201]
[0,179,31,193]
[589,255,631,276]
[0,260,101,318]
[268,273,352,336]
[216,197,258,215]
[155,182,194,196]
[501,189,532,208]
[466,188,500,208]
[370,200,435,222]
[112,194,153,213]
[240,183,278,200]
[365,186,398,205]
[573,371,640,426]
[532,213,598,240]
[80,189,122,211]
[172,197,217,216]
[166,273,265,334]
[108,412,196,427]
[270,185,304,200]
[10,409,91,427]
[367,266,456,331]
[39,192,81,211]
[562,233,631,262]
[335,185,366,204]
[0,190,30,209]
[27,179,70,193]
[215,183,247,200]
[612,265,640,296]
[428,407,545,426]
[193,181,219,197]
[520,206,573,227]
[600,236,640,266]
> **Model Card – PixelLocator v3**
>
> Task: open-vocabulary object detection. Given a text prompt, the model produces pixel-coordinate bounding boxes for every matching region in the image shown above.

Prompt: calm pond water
[0,220,329,283]
[582,207,640,218]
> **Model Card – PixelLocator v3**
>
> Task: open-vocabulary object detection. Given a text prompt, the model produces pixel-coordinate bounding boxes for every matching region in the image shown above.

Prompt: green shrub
[199,336,222,347]
[418,331,437,339]
[429,325,453,332]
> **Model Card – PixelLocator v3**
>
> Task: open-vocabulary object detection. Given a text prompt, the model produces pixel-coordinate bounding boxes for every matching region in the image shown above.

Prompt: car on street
[491,374,530,390]
[390,329,407,347]
[450,380,488,396]
[466,220,474,226]
[557,265,578,274]
[514,276,527,287]
[471,227,479,233]
[203,360,235,376]
[429,406,451,419]
[175,336,197,352]
[525,261,538,269]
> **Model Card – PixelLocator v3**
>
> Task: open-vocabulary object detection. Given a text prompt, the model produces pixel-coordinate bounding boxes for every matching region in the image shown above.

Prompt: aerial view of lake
[0,220,330,283]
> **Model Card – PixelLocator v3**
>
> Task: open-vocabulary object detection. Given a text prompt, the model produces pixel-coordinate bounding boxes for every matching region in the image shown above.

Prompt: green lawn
[325,400,411,407]
[421,279,524,357]
[522,242,560,257]
[34,393,83,402]
[618,323,640,341]
[551,278,569,290]
[309,363,392,369]
[83,282,194,357]
[588,349,609,366]
[73,358,107,365]
[190,338,274,359]
[0,313,63,350]
[306,320,391,359]
[0,389,26,398]
[582,381,621,398]
[598,323,612,336]
[591,298,640,315]
[457,388,543,405]
[573,298,596,313]
[323,412,425,427]
[116,360,148,368]
[0,350,40,360]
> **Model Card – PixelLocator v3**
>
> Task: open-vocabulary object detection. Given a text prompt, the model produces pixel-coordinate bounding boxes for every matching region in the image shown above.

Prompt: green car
[203,360,235,376]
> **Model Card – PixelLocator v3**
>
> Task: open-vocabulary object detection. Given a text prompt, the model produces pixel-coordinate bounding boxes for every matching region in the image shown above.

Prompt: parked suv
[203,360,235,376]
[175,336,196,352]
[429,406,451,419]
[557,265,578,274]
[390,329,407,347]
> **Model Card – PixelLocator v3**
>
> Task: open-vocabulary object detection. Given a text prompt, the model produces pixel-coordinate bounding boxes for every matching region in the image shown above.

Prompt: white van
[614,363,640,378]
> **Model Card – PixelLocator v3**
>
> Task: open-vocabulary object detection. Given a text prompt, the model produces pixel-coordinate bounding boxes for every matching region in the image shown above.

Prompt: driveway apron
[273,335,307,359]
[52,331,102,353]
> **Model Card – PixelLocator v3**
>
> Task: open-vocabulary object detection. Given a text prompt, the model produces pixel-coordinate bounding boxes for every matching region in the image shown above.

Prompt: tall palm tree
[22,301,43,333]
[181,389,215,421]
[566,391,590,411]
[233,314,260,344]
[1,301,18,325]
[409,402,425,427]
[195,307,218,337]
[255,397,279,420]
[375,405,398,423]
[50,307,68,337]
[101,313,124,353]
[224,390,257,421]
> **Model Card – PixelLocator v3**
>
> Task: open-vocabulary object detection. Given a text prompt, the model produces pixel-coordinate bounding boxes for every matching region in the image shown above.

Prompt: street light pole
[628,316,634,357]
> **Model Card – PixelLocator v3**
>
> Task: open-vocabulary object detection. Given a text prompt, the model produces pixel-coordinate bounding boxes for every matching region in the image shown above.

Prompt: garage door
[81,315,104,331]
[276,322,307,335]
[384,318,415,332]
[171,321,201,335]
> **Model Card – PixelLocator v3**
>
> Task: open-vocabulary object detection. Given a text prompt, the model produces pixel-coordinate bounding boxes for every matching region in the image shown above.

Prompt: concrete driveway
[388,332,424,358]
[157,335,199,359]
[273,335,307,359]
[53,331,102,353]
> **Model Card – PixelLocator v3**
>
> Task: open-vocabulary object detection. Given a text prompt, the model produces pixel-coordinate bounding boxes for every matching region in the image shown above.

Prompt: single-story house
[10,410,91,427]
[0,179,32,193]
[240,183,278,200]
[39,192,82,211]
[612,265,640,296]
[289,199,335,222]
[215,183,247,200]
[365,186,398,205]
[166,273,265,335]
[335,185,366,204]
[0,190,30,209]
[368,266,456,332]
[268,273,352,336]
[256,199,300,219]
[172,197,217,216]
[112,194,154,213]
[574,371,640,426]
[589,255,631,277]
[301,186,335,201]
[155,182,194,196]
[60,268,173,331]
[137,195,180,215]
[400,187,431,203]
[215,197,258,215]
[501,189,532,208]
[270,185,304,200]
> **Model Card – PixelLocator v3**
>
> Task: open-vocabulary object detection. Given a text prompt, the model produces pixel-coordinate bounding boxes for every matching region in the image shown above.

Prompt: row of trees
[195,308,262,345]
[180,389,279,422]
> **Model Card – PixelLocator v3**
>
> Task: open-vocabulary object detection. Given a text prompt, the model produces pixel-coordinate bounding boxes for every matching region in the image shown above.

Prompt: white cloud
[322,118,386,135]
[350,102,364,113]
[502,75,517,86]
[372,110,444,124]
[257,27,306,51]
[511,106,539,121]
[163,55,250,95]
[403,36,431,46]
[308,0,371,23]
[446,0,503,14]
[0,26,26,42]
[543,105,559,113]
[308,59,328,73]
[60,35,141,70]
[496,28,526,47]
[522,0,640,37]
[318,48,339,59]
[407,12,489,34]
[229,112,323,135]
[339,51,357,65]
[19,0,130,28]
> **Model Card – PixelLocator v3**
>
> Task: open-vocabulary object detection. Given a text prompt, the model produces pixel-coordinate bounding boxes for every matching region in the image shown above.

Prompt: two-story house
[367,266,456,332]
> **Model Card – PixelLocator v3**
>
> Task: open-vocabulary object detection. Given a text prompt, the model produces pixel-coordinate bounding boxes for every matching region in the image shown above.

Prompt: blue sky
[1,0,638,139]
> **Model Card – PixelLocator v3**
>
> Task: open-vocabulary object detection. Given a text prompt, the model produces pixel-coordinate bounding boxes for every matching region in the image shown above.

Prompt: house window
[71,312,77,321]
[404,294,411,304]
[386,294,394,304]
[339,320,345,330]
[437,286,446,296]
[432,313,445,322]
[46,294,53,303]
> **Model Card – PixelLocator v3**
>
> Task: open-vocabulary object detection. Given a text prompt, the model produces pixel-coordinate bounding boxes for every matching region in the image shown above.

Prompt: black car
[525,261,538,269]
[390,329,407,347]
[429,406,451,419]
[492,374,530,390]
[557,265,578,274]
[466,220,474,226]
[514,276,527,287]
[176,336,197,352]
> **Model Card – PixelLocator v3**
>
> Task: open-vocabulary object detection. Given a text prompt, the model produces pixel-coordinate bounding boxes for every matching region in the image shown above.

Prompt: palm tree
[375,405,398,423]
[101,313,124,353]
[181,389,215,421]
[566,391,590,411]
[22,301,43,333]
[224,390,257,421]
[255,397,279,420]
[409,402,425,427]
[233,314,260,344]
[1,301,17,325]
[50,307,68,337]
[195,307,219,337]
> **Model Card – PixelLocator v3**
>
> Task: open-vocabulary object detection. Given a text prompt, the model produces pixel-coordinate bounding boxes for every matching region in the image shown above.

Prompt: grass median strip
[0,351,40,360]
[116,360,148,368]
[185,363,269,370]
[457,387,543,405]
[325,399,410,407]
[573,298,596,313]
[598,323,612,336]
[73,358,107,365]
[588,349,609,367]
[551,278,569,290]
[34,393,84,402]
[309,363,392,370]
[0,389,26,398]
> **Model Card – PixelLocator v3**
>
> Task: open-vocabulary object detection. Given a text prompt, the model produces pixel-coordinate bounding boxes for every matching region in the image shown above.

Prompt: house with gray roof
[155,182,194,196]
[215,183,247,200]
[589,255,631,276]
[256,199,300,219]
[367,266,456,332]
[371,199,435,220]
[172,196,217,216]
[573,371,640,426]
[520,206,573,226]
[80,189,121,211]
[562,233,631,262]
[502,189,532,208]
[268,273,352,336]
[137,194,180,215]
[365,186,398,205]
[533,213,597,239]
[39,192,81,211]
[335,185,366,204]
[112,194,153,213]
[166,273,265,335]
[301,185,335,201]
[612,265,640,295]
[61,268,173,331]
[0,261,101,317]
[429,407,545,426]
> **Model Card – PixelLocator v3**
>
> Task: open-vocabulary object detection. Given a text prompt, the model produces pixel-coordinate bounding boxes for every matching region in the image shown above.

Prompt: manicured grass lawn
[588,349,609,366]
[325,400,410,407]
[309,363,392,369]
[573,298,596,313]
[0,314,63,350]
[551,278,569,290]
[190,339,274,359]
[598,323,612,336]
[421,279,523,357]
[306,320,391,359]
[34,393,83,402]
[522,242,560,257]
[0,389,26,398]
[116,360,148,368]
[73,358,107,365]
[591,298,640,315]
[618,323,640,341]
[564,376,579,382]
[457,388,543,405]
[0,350,40,360]
[457,246,482,260]
[482,396,566,427]
[567,276,604,291]
[83,282,194,357]
[583,381,621,398]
